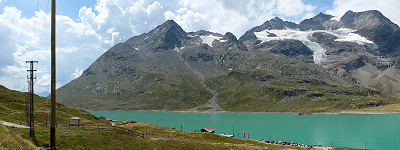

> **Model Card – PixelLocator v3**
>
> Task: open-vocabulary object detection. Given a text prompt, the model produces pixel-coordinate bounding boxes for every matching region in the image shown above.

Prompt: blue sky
[0,0,399,96]
[0,0,97,19]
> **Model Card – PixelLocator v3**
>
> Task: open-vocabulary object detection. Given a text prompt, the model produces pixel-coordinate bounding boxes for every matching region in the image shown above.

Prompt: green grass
[205,67,398,113]
[0,125,37,150]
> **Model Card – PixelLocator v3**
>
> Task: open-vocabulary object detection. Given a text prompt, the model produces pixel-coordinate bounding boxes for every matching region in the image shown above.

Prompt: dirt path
[182,61,223,112]
[190,79,223,112]
[0,121,29,128]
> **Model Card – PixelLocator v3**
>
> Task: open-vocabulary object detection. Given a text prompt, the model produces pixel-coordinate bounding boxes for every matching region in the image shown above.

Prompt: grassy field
[205,62,399,113]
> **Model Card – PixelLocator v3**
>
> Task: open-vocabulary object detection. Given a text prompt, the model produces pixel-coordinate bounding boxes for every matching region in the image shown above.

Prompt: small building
[70,117,81,125]
[218,133,234,137]
[201,126,215,133]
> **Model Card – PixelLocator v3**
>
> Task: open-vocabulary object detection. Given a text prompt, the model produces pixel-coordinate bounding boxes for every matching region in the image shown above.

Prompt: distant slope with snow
[253,28,376,65]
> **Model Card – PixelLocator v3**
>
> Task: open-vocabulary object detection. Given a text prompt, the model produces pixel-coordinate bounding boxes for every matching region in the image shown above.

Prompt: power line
[26,61,38,138]
[29,0,41,61]
[38,0,50,60]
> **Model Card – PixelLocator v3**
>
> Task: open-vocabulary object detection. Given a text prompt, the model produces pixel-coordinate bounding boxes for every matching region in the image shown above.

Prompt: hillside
[1,84,352,150]
[55,10,400,112]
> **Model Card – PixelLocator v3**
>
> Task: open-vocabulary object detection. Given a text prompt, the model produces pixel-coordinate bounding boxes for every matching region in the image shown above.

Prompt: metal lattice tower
[26,60,38,138]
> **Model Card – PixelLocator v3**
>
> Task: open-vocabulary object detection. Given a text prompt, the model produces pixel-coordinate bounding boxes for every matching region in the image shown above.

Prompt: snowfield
[254,28,376,65]
[200,35,223,47]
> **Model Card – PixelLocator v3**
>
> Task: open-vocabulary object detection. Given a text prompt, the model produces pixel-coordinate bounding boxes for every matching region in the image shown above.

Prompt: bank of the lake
[89,111,400,150]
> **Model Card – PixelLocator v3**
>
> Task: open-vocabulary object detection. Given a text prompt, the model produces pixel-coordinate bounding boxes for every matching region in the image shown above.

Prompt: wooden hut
[70,117,81,125]
[201,126,215,133]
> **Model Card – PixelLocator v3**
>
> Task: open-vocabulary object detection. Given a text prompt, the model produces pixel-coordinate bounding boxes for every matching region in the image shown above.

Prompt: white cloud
[276,0,316,17]
[326,0,400,26]
[37,74,51,87]
[165,0,271,36]
[0,23,15,74]
[71,69,83,80]
[164,8,210,32]
[0,1,171,94]
[2,66,26,78]
[0,0,325,94]
[164,0,317,37]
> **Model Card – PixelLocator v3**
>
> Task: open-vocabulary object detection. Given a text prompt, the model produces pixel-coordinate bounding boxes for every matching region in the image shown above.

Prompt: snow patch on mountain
[200,35,223,47]
[329,28,375,45]
[254,28,376,65]
[254,29,327,65]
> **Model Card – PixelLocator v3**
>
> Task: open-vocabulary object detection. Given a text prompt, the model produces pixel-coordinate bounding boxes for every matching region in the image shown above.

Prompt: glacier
[200,35,223,47]
[254,28,376,65]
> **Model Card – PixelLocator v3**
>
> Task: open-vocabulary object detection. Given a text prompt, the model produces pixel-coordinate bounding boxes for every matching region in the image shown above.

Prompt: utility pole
[26,61,38,138]
[50,0,57,149]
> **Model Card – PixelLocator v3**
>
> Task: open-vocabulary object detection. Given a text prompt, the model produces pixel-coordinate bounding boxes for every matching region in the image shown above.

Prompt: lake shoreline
[86,109,400,115]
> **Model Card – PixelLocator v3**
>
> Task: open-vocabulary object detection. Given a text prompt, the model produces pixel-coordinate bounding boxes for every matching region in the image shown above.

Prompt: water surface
[89,111,400,149]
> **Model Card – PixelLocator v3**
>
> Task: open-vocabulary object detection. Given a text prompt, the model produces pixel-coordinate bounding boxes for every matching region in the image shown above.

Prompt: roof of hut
[202,126,215,133]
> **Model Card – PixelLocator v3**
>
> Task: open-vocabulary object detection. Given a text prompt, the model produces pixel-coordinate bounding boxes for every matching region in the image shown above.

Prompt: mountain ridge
[55,10,400,112]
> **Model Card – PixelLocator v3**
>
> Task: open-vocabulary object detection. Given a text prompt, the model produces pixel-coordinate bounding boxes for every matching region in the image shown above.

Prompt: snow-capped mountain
[55,10,400,112]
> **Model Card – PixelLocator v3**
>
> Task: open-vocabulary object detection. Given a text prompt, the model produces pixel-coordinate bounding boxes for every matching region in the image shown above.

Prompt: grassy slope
[0,125,37,150]
[0,85,360,149]
[205,54,399,113]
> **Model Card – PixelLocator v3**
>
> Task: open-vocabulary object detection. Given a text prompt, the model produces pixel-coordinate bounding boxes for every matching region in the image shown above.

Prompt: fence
[44,122,144,138]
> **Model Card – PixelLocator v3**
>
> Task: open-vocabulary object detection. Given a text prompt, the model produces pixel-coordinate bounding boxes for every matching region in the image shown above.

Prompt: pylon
[26,60,38,138]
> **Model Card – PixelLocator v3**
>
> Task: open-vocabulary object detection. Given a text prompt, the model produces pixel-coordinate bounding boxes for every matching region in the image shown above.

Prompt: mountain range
[55,10,400,112]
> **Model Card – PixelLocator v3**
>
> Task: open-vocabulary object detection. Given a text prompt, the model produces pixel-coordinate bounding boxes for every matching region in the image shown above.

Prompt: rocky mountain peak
[265,17,297,30]
[315,12,334,20]
[271,16,284,22]
[298,12,334,31]
[340,10,399,31]
[144,20,188,51]
[222,32,238,42]
[212,32,247,51]
[151,20,187,38]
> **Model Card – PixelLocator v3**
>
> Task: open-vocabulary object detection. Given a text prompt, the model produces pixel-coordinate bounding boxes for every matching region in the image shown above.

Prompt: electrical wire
[28,0,41,61]
[37,0,50,61]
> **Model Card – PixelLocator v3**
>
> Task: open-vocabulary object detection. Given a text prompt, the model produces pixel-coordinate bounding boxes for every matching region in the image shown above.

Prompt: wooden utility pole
[26,61,38,138]
[50,0,56,149]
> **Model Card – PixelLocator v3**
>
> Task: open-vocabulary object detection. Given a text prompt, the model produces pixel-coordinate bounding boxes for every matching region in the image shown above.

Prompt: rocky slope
[55,10,400,112]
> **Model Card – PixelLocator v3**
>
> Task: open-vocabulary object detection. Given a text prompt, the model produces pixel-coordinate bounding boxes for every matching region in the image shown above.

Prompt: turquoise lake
[88,111,400,149]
